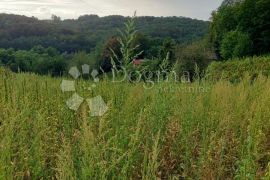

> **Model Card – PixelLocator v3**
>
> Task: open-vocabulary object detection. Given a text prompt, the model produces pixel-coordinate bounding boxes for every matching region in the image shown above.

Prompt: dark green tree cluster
[0,32,179,76]
[210,0,270,59]
[0,14,209,53]
[0,46,66,76]
[0,13,212,77]
[98,33,177,72]
[175,39,215,78]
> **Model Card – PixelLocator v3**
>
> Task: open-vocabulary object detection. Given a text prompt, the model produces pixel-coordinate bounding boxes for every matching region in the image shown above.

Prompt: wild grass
[0,69,270,179]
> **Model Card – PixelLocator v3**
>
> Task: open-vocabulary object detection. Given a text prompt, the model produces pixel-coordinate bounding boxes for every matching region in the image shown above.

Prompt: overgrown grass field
[0,69,270,179]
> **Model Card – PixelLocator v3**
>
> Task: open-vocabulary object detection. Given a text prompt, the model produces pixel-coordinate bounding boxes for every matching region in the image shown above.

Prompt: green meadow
[1,69,270,179]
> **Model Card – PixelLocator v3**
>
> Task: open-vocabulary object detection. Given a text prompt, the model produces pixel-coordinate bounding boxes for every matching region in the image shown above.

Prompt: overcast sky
[0,0,223,20]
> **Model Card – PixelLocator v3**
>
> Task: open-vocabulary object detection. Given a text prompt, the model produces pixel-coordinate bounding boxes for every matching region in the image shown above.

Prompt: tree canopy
[0,14,209,53]
[210,0,270,59]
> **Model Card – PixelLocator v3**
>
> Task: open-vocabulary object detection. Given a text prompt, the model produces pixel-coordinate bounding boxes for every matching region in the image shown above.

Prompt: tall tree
[210,0,270,59]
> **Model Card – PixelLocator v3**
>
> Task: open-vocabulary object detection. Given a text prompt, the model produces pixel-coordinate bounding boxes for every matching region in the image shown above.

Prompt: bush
[220,30,252,59]
[175,39,214,78]
[0,67,12,77]
[206,55,270,82]
[0,46,67,75]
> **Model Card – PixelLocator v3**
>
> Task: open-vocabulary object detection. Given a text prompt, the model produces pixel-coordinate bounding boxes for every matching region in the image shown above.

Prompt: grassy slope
[0,70,270,179]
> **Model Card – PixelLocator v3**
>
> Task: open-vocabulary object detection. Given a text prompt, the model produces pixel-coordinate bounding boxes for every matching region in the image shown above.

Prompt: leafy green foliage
[175,39,214,78]
[0,14,202,77]
[159,38,176,64]
[109,15,177,83]
[69,51,96,69]
[206,55,270,82]
[0,14,209,53]
[210,0,270,59]
[220,30,252,59]
[0,46,67,76]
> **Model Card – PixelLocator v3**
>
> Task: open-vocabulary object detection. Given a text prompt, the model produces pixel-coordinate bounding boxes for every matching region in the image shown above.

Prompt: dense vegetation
[207,55,270,82]
[210,0,270,59]
[0,13,208,53]
[0,13,211,76]
[1,0,270,179]
[0,46,67,75]
[1,69,270,179]
[1,0,270,77]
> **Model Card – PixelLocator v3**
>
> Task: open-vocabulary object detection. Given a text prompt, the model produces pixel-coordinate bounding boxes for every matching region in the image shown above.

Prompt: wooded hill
[0,14,209,53]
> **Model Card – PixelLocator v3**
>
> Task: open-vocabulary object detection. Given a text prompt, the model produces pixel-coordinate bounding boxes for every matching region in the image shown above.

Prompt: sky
[0,0,223,20]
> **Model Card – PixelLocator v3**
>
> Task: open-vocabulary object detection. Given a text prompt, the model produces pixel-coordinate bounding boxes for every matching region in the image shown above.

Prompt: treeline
[0,13,216,78]
[0,35,182,75]
[1,0,269,78]
[210,0,270,59]
[0,46,67,76]
[176,0,270,77]
[0,14,209,53]
[204,0,270,81]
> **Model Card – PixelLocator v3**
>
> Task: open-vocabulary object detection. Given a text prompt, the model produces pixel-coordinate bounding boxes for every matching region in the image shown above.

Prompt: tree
[220,31,252,59]
[210,4,238,58]
[0,13,209,53]
[175,39,214,78]
[31,45,46,54]
[48,56,66,76]
[99,37,121,72]
[69,51,96,70]
[51,14,61,23]
[159,38,176,64]
[0,49,15,65]
[210,0,270,59]
[46,47,59,56]
[132,33,151,59]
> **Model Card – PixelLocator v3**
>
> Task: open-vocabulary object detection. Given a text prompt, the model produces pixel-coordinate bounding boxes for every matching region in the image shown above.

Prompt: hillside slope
[0,14,209,52]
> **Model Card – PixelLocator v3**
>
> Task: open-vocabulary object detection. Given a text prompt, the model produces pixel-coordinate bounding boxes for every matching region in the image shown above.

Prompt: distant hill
[0,14,209,53]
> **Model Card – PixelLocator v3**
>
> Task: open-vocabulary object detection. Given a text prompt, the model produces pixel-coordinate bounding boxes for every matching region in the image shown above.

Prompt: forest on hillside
[0,14,208,52]
[0,13,210,75]
[0,0,269,80]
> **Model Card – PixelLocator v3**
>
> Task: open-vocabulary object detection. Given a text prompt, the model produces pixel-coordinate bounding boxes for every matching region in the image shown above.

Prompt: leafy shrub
[175,38,214,78]
[220,30,252,59]
[206,55,270,82]
[0,67,13,78]
[0,46,67,76]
